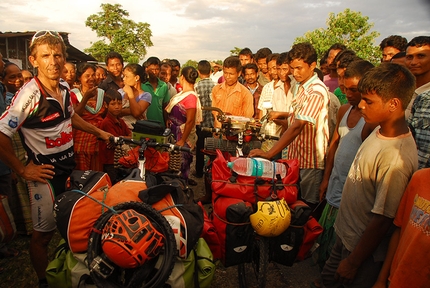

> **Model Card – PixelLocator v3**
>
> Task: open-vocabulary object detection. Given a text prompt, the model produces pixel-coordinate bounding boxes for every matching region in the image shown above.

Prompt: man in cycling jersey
[0,30,111,288]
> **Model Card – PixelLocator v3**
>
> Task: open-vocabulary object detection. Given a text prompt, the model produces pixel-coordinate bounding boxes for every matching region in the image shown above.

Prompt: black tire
[87,201,177,288]
[237,236,269,288]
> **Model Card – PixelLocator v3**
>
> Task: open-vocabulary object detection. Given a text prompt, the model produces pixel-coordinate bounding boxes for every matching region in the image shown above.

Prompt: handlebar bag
[133,119,165,135]
[211,149,299,205]
[118,146,169,173]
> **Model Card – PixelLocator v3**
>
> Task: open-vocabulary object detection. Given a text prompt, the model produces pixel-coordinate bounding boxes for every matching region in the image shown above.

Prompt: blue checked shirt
[408,90,430,169]
[195,78,216,128]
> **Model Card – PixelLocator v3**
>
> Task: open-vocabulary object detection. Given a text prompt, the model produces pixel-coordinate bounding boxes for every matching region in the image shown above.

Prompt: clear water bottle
[227,157,287,178]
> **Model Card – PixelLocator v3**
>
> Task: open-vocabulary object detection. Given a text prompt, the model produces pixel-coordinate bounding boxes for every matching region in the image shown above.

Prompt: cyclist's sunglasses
[30,30,63,46]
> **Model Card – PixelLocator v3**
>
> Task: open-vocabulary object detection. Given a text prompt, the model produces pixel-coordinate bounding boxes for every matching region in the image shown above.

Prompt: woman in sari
[165,66,202,184]
[71,63,105,171]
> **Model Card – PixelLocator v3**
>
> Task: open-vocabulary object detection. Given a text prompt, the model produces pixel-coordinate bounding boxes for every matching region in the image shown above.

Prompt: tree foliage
[230,47,242,56]
[84,3,153,63]
[294,9,381,64]
[183,59,198,69]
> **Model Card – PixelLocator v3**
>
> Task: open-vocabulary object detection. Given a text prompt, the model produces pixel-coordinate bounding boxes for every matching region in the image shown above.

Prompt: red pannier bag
[211,149,299,204]
[212,196,254,267]
[197,201,222,261]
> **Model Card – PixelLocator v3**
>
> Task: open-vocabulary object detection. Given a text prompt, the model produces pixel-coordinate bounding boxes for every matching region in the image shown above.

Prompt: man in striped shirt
[249,42,329,209]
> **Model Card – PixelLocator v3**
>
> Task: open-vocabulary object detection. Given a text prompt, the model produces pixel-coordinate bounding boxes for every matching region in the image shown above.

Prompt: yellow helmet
[250,199,291,237]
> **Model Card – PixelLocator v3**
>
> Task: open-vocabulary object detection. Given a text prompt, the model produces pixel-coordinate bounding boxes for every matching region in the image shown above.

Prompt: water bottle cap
[227,162,233,169]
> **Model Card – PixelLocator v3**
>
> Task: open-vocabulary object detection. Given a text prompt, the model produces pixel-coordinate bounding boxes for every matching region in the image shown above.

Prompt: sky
[1,0,430,64]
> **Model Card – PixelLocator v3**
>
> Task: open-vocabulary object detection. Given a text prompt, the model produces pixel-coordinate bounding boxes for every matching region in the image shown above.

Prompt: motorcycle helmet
[250,199,291,237]
[101,209,164,268]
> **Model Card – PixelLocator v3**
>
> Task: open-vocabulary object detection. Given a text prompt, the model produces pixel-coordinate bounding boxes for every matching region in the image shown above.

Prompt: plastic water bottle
[227,158,287,178]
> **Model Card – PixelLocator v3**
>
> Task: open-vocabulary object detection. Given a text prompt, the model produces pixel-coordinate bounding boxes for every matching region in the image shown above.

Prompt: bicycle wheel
[87,201,177,288]
[237,236,269,288]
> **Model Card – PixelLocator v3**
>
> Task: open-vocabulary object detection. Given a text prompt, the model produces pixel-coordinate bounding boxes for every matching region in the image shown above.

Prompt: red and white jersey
[0,77,76,176]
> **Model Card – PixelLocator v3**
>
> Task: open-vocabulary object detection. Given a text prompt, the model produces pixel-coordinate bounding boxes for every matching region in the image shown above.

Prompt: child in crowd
[372,168,430,288]
[99,88,131,183]
[320,63,418,287]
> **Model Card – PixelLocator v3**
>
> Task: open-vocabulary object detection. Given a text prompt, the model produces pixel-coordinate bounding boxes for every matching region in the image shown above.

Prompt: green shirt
[334,87,348,105]
[141,79,170,127]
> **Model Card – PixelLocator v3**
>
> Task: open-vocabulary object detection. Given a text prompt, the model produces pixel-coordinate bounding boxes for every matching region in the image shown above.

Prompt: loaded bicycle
[53,125,208,288]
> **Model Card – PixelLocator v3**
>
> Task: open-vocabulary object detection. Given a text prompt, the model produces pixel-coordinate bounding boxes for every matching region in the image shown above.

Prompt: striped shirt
[287,73,329,169]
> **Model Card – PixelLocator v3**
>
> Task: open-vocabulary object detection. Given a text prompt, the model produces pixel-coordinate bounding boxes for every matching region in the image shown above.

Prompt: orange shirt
[389,168,430,288]
[211,81,254,127]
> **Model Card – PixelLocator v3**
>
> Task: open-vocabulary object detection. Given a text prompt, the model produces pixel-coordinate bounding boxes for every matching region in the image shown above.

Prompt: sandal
[0,247,21,258]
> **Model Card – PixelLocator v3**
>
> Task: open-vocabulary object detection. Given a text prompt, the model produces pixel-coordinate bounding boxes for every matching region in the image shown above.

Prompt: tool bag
[211,149,299,205]
[268,200,323,266]
[212,196,254,267]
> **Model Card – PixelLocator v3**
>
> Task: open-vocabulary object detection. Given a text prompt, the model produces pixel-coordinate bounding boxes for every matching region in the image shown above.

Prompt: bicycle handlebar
[109,136,191,153]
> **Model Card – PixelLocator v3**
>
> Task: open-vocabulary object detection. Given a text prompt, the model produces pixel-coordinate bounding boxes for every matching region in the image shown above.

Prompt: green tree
[84,3,153,63]
[294,9,381,64]
[183,60,198,69]
[230,47,242,56]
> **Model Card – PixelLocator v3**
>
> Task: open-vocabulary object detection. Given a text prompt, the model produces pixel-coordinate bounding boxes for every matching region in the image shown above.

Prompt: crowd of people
[0,30,429,288]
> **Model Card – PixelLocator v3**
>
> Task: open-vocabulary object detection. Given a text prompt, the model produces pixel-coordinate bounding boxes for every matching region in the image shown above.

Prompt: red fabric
[211,149,299,204]
[118,146,169,173]
[198,201,222,260]
[99,113,131,165]
[212,196,254,267]
[296,216,323,261]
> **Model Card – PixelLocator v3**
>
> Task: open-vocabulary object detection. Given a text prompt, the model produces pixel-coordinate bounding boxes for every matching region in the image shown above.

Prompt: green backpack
[46,239,95,288]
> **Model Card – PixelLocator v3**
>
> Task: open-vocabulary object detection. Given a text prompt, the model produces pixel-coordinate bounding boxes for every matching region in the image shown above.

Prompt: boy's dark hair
[320,53,328,66]
[104,88,122,105]
[267,53,280,64]
[344,60,375,79]
[254,47,272,62]
[334,49,359,69]
[124,63,147,83]
[243,63,259,73]
[239,47,253,57]
[380,35,408,51]
[76,63,96,81]
[181,66,199,85]
[105,51,124,66]
[161,62,172,70]
[197,60,212,75]
[406,36,430,48]
[392,51,406,59]
[223,56,242,72]
[358,63,416,109]
[169,59,181,68]
[328,43,347,53]
[314,67,324,81]
[96,65,107,74]
[145,56,161,67]
[276,52,289,66]
[287,42,317,65]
